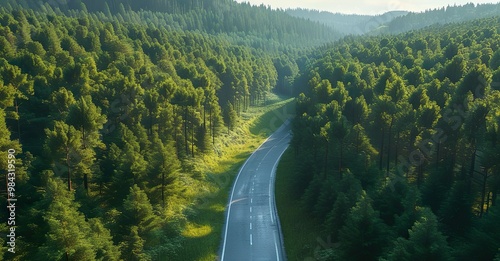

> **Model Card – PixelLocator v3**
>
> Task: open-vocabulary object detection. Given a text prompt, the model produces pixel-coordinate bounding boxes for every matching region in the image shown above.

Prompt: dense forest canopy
[289,15,500,260]
[0,0,338,50]
[0,1,312,259]
[1,0,500,260]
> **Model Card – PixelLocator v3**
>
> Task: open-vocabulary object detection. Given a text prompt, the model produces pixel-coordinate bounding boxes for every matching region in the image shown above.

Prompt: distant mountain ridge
[286,8,408,35]
[287,2,500,36]
[382,2,500,34]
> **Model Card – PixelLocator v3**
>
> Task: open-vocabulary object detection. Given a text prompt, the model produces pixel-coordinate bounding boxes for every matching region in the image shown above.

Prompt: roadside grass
[172,94,295,261]
[275,148,325,261]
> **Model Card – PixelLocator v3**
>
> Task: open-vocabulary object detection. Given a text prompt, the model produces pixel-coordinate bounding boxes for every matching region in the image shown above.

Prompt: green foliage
[383,208,451,261]
[337,191,390,261]
[37,176,117,261]
[223,102,237,132]
[0,3,305,260]
[289,14,500,261]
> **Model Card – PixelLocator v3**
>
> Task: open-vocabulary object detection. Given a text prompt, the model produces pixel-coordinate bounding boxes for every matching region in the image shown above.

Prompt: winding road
[219,120,291,261]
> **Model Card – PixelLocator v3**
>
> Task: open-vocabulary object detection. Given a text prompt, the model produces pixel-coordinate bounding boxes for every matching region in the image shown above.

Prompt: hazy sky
[233,0,500,15]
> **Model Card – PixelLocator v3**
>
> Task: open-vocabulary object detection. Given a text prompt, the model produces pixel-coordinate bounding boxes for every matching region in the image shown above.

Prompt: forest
[1,0,500,260]
[288,15,500,260]
[0,0,316,260]
[287,2,500,36]
[1,0,338,50]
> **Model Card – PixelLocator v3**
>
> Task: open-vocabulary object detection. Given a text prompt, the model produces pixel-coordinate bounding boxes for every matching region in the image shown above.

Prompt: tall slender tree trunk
[161,170,165,207]
[324,141,329,179]
[386,122,393,175]
[184,106,189,156]
[84,174,88,193]
[209,106,215,145]
[15,100,21,143]
[394,131,399,167]
[486,191,491,213]
[355,129,360,154]
[203,102,206,131]
[417,164,423,188]
[379,127,385,171]
[436,141,440,167]
[174,107,178,146]
[468,147,477,195]
[149,109,153,136]
[191,122,195,157]
[479,169,488,217]
[66,149,72,191]
[339,139,343,177]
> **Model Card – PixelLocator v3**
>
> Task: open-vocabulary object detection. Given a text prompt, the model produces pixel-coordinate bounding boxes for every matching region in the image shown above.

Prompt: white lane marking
[250,207,252,213]
[269,137,290,225]
[250,234,253,245]
[269,182,273,224]
[220,135,272,261]
[251,198,253,204]
[221,123,290,261]
[273,233,280,261]
[250,223,252,230]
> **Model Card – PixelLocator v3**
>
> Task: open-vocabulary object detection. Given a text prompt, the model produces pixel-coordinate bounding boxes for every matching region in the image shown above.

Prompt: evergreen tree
[337,191,390,261]
[223,102,237,133]
[384,208,451,261]
[37,176,96,261]
[121,184,161,235]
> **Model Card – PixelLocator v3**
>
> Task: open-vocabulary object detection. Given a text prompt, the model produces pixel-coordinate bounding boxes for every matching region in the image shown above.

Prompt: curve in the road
[219,120,291,261]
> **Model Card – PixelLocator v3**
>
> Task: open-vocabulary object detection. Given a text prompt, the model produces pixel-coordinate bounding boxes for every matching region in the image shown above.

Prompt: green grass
[172,95,295,261]
[275,148,326,261]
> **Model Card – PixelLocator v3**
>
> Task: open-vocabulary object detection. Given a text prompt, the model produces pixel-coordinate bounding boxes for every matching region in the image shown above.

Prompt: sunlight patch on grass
[174,96,295,261]
[209,203,226,212]
[182,223,213,238]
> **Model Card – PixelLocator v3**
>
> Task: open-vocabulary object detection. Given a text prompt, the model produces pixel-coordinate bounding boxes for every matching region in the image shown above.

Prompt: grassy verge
[275,148,325,261]
[172,94,295,261]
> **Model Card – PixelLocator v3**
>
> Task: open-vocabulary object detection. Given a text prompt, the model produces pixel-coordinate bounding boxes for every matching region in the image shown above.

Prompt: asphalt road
[219,120,291,261]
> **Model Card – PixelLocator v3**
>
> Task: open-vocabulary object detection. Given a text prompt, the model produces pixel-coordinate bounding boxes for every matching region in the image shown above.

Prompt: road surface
[219,120,291,261]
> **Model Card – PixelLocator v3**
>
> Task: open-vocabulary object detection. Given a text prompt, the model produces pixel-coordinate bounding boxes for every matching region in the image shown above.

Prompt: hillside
[1,0,339,49]
[382,2,500,34]
[286,8,408,35]
[288,3,500,37]
[0,3,300,260]
[2,0,500,260]
[280,15,500,260]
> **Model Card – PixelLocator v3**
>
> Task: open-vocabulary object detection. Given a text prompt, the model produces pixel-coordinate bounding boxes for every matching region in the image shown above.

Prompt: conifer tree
[37,176,96,261]
[384,208,451,261]
[338,191,390,261]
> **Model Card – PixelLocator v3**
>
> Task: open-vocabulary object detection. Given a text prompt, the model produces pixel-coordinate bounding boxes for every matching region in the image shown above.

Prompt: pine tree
[66,96,106,149]
[438,180,474,237]
[44,121,84,191]
[147,136,180,207]
[337,191,390,261]
[37,176,96,261]
[88,219,121,261]
[458,204,500,260]
[123,226,150,261]
[384,208,451,261]
[121,184,161,235]
[223,102,237,133]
